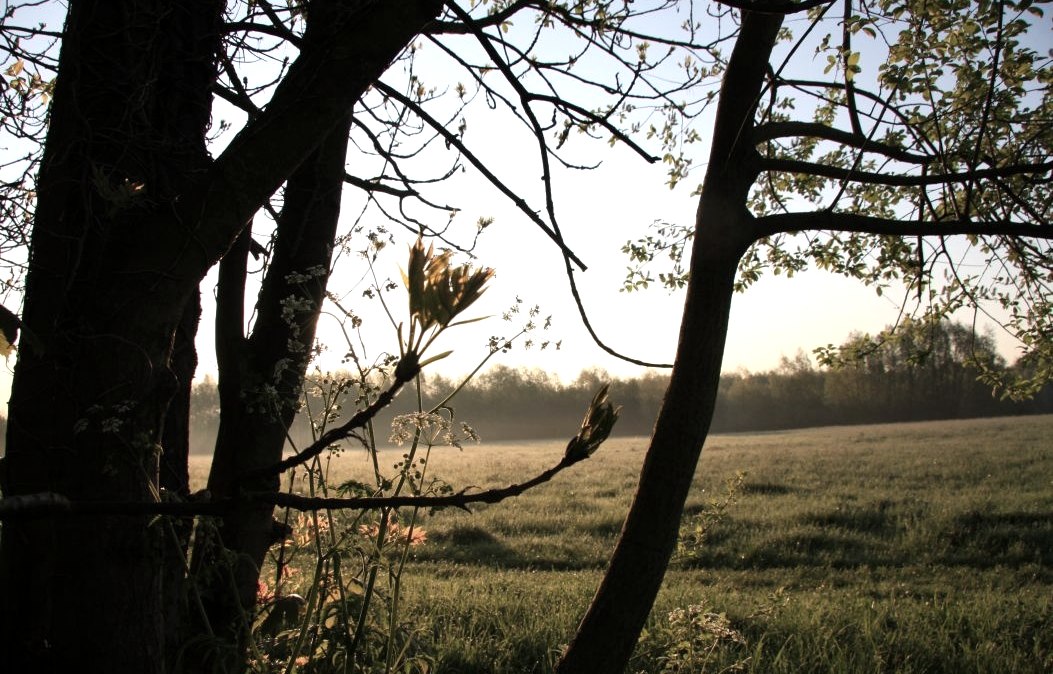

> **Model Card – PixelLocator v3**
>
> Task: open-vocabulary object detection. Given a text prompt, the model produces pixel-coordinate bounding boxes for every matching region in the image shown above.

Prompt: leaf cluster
[623,0,1053,394]
[400,236,494,367]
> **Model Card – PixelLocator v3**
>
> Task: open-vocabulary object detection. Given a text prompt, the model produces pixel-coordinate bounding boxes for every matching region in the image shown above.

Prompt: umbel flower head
[400,237,494,364]
[564,384,621,463]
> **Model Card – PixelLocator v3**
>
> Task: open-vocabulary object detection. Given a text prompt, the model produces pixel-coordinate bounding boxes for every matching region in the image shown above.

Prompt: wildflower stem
[240,358,419,482]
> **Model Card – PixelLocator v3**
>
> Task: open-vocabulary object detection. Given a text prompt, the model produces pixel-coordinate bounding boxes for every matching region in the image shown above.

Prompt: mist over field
[187,325,1053,454]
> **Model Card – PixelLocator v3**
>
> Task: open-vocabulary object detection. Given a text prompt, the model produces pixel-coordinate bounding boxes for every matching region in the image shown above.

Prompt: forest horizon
[182,319,1053,451]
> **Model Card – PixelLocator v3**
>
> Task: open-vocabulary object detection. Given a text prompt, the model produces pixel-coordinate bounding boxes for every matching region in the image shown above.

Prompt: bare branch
[753,121,933,164]
[343,173,418,199]
[224,21,301,44]
[211,83,258,115]
[716,0,835,14]
[0,24,63,39]
[0,453,582,519]
[256,453,580,511]
[433,0,733,52]
[526,93,661,163]
[373,80,588,271]
[562,260,675,368]
[445,0,572,266]
[218,50,261,118]
[426,0,535,34]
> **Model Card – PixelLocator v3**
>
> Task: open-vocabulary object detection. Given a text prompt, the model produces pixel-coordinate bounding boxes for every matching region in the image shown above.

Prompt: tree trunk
[0,1,445,670]
[0,3,222,672]
[193,105,354,664]
[162,291,202,668]
[557,12,782,673]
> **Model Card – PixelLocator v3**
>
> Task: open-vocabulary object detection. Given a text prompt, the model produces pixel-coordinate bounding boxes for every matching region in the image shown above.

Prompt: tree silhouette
[0,1,718,670]
[0,1,1047,672]
[560,2,1051,671]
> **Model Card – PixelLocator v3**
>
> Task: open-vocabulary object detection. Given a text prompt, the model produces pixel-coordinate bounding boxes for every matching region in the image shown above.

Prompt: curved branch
[239,354,420,482]
[0,454,581,518]
[527,93,660,163]
[561,259,675,368]
[760,157,1053,187]
[754,210,1053,240]
[438,3,673,366]
[445,1,572,264]
[373,80,587,271]
[775,77,941,156]
[255,453,580,511]
[753,122,932,164]
[716,0,835,14]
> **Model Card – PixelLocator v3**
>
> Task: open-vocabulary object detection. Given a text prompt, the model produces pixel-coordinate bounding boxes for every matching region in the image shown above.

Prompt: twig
[0,455,585,519]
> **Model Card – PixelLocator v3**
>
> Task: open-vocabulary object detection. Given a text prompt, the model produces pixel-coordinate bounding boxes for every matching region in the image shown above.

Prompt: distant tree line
[181,320,1053,451]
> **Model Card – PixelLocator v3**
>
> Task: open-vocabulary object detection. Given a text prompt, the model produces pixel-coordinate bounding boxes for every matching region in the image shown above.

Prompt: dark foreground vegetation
[183,320,1053,450]
[1,0,1048,670]
[188,414,1053,673]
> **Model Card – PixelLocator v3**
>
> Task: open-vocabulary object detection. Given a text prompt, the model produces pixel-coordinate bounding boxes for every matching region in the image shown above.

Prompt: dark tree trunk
[194,94,353,664]
[161,291,202,667]
[0,3,223,672]
[0,0,451,669]
[557,12,783,673]
[162,292,202,500]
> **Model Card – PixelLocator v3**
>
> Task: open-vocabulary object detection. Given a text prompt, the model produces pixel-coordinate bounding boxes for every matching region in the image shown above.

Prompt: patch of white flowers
[389,412,479,449]
[666,605,746,646]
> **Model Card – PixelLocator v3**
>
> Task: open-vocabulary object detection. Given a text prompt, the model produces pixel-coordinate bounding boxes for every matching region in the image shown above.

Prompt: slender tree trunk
[0,3,222,672]
[162,291,202,667]
[557,12,782,672]
[193,97,354,664]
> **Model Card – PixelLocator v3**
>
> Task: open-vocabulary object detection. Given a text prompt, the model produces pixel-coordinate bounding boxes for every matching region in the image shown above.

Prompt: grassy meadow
[190,415,1053,672]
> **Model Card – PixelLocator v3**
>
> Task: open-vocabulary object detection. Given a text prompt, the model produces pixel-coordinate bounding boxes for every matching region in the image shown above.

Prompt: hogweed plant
[240,238,612,672]
[631,588,789,674]
[676,471,746,562]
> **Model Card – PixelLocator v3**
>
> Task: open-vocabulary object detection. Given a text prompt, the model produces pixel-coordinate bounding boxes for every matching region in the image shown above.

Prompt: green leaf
[418,350,453,368]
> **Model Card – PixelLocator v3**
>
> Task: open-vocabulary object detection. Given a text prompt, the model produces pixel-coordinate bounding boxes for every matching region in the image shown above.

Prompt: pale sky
[191,139,961,388]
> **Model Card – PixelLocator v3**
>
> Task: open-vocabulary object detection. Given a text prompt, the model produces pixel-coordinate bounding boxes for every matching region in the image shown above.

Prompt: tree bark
[557,12,783,673]
[190,111,353,665]
[193,5,358,652]
[0,3,222,672]
[161,291,202,667]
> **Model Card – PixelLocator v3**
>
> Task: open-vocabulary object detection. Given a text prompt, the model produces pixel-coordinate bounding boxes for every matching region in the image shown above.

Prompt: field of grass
[190,415,1053,672]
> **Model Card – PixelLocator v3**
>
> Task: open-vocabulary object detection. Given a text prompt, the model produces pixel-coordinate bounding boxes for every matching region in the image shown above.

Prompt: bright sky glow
[192,138,934,386]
